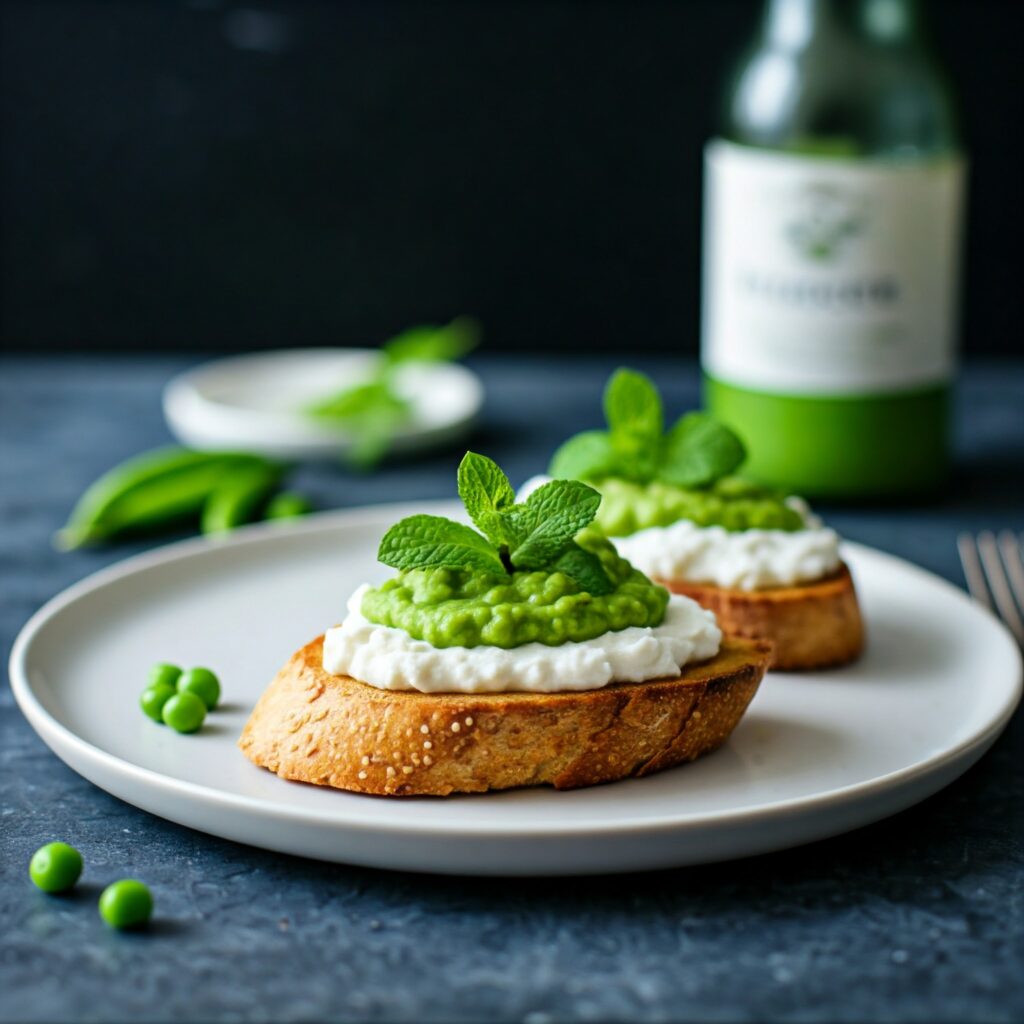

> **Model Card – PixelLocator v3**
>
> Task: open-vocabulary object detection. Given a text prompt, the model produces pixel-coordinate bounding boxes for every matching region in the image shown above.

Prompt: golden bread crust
[661,562,864,671]
[238,635,771,796]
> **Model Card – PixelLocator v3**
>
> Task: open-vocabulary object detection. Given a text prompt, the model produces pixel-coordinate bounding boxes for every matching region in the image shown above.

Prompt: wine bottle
[701,0,966,496]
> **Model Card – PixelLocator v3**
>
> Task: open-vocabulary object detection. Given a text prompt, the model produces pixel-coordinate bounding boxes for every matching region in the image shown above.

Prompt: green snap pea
[29,842,84,893]
[201,463,285,535]
[176,667,220,711]
[58,447,213,549]
[140,682,177,722]
[161,692,207,733]
[56,447,280,550]
[98,880,153,929]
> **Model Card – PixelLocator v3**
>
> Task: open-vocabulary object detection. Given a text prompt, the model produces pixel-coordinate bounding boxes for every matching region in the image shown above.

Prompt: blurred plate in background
[163,349,484,459]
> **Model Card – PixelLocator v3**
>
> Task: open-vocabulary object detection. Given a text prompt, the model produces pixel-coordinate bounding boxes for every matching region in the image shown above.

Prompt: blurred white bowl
[163,348,484,460]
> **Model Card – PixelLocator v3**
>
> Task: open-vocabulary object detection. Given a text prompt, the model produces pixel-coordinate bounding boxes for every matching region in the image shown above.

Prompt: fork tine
[997,530,1024,616]
[957,532,993,611]
[977,531,1024,645]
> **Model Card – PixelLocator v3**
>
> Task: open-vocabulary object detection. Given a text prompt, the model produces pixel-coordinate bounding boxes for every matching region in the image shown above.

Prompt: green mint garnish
[605,366,664,443]
[659,410,747,487]
[550,368,746,488]
[380,316,480,366]
[508,480,602,569]
[457,447,518,546]
[377,452,613,593]
[550,542,613,595]
[377,514,508,577]
[304,316,480,469]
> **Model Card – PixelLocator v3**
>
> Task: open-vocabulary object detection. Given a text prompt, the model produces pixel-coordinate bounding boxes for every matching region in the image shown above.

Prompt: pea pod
[201,461,285,535]
[56,448,276,550]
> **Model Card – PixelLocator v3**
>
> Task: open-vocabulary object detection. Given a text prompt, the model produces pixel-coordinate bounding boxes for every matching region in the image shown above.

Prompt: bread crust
[238,635,771,797]
[661,562,864,671]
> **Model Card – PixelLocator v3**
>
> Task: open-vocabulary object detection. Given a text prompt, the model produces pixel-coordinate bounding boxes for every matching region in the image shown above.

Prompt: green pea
[140,682,177,722]
[265,491,312,520]
[29,842,83,893]
[147,662,182,689]
[98,879,153,929]
[176,667,220,711]
[161,691,207,733]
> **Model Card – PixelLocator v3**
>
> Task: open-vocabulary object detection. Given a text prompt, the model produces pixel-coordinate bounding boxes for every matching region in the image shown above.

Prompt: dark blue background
[2,0,1021,356]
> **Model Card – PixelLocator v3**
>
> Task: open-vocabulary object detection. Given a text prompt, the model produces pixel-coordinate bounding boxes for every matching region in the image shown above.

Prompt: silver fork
[957,530,1024,646]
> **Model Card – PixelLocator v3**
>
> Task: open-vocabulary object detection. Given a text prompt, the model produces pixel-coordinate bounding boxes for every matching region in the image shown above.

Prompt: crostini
[239,453,771,796]
[540,369,864,670]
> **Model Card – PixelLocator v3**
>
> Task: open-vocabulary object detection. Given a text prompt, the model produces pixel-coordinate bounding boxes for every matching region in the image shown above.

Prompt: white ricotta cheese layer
[322,585,722,694]
[612,516,841,591]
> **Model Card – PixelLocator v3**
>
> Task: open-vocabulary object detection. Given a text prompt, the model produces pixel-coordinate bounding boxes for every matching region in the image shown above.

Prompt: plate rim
[9,503,1023,840]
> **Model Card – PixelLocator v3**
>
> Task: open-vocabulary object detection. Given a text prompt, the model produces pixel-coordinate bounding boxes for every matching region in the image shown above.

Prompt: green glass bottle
[702,0,966,497]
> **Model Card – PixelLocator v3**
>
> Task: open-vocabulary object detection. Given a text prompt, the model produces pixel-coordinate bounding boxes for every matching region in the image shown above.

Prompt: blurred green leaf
[302,316,480,469]
[383,316,481,367]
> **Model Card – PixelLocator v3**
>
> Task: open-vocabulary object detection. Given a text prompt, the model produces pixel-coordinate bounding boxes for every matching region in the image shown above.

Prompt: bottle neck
[761,0,924,50]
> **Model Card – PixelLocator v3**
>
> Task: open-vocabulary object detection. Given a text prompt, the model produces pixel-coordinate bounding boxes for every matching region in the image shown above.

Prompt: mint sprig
[304,316,480,469]
[378,452,613,594]
[549,368,746,488]
[381,316,480,366]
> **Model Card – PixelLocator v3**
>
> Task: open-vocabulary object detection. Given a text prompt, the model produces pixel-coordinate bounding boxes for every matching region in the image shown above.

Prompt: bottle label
[701,140,966,395]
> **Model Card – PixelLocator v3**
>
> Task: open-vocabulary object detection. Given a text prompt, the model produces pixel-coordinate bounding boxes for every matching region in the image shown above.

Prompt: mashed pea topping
[361,531,669,649]
[594,477,805,537]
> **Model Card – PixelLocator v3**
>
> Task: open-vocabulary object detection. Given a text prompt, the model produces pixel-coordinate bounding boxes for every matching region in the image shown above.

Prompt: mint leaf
[303,316,478,470]
[378,514,506,576]
[600,369,664,483]
[509,480,601,569]
[549,430,622,481]
[376,452,614,596]
[457,451,517,545]
[604,368,663,443]
[659,412,746,488]
[303,382,412,469]
[550,369,748,488]
[551,542,613,595]
[383,316,480,366]
[523,479,602,531]
[305,381,410,422]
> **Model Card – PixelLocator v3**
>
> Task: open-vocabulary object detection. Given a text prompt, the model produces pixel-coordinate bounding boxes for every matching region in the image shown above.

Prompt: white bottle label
[701,140,966,395]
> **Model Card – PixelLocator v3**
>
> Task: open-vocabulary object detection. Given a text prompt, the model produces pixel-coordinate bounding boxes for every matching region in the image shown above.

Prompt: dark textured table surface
[2,356,1022,1024]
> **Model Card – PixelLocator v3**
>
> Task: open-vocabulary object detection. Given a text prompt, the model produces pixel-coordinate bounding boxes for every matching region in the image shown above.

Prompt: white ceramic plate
[10,504,1021,876]
[163,350,484,459]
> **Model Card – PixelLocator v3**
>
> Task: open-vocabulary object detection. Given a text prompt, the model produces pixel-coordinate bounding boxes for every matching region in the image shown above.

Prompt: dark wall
[1,0,1021,356]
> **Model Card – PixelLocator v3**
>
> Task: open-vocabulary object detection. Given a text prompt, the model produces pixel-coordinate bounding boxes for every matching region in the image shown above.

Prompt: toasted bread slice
[662,562,864,671]
[238,635,771,797]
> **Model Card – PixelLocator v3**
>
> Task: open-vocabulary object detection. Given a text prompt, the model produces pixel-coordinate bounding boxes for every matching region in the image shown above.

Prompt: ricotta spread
[612,516,840,591]
[323,585,722,694]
